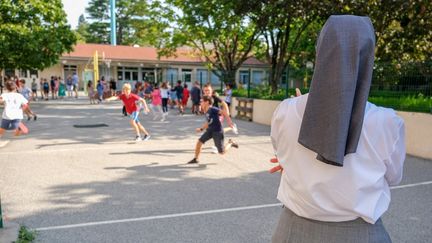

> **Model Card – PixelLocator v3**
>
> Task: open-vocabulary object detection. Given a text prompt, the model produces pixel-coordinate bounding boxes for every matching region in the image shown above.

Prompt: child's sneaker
[143,135,151,141]
[135,135,142,141]
[187,158,199,164]
[232,123,238,135]
[211,146,218,154]
[228,139,239,148]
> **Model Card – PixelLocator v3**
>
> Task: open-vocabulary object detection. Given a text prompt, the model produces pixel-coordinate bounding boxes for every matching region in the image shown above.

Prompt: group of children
[105,81,239,164]
[0,76,239,165]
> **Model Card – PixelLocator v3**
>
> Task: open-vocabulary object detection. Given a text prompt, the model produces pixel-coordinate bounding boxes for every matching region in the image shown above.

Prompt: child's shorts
[129,111,140,123]
[1,119,21,130]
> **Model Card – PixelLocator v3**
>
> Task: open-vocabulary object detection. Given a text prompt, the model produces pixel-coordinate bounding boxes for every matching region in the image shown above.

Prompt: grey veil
[298,15,376,167]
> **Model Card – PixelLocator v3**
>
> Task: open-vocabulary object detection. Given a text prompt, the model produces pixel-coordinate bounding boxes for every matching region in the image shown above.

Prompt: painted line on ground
[390,180,432,189]
[34,180,432,231]
[35,203,282,231]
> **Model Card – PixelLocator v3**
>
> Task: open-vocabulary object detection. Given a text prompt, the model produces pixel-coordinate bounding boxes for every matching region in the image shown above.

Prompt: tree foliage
[155,0,261,85]
[75,14,89,43]
[0,0,76,70]
[85,0,153,45]
[346,0,432,63]
[244,0,432,93]
[243,0,349,94]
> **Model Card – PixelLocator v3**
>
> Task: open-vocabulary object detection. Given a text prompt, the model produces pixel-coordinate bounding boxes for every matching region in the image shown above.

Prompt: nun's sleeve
[270,103,283,154]
[383,116,406,186]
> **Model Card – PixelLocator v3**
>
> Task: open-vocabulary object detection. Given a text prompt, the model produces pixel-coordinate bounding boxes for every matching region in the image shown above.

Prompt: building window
[30,69,38,78]
[210,70,221,85]
[140,68,154,83]
[125,71,131,81]
[5,68,15,78]
[132,72,138,81]
[182,69,192,83]
[252,71,263,84]
[239,70,250,85]
[166,68,178,86]
[19,69,28,78]
[63,65,77,81]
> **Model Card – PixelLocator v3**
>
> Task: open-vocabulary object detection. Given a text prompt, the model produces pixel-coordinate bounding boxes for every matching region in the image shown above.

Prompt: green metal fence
[234,62,432,113]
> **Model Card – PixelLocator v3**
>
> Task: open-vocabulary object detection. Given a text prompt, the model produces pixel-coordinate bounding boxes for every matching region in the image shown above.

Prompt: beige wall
[232,98,432,160]
[252,99,280,125]
[397,111,432,159]
[40,64,63,80]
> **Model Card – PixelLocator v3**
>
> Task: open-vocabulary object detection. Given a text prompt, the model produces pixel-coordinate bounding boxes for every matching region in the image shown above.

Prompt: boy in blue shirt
[188,95,238,164]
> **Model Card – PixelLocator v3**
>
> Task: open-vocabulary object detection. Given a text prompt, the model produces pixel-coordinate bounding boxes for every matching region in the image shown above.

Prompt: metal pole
[247,68,251,98]
[285,65,289,98]
[199,71,203,89]
[170,73,173,87]
[0,195,3,228]
[110,0,117,46]
[220,74,223,91]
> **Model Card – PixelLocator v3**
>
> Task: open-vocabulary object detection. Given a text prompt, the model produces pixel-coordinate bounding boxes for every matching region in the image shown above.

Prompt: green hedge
[232,88,432,113]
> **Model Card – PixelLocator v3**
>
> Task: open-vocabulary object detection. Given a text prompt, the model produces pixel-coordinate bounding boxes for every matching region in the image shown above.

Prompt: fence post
[247,68,251,98]
[285,65,289,98]
[0,194,3,228]
[199,72,203,89]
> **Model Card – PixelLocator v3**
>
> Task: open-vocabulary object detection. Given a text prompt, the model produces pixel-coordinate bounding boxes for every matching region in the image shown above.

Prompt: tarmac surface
[0,96,431,243]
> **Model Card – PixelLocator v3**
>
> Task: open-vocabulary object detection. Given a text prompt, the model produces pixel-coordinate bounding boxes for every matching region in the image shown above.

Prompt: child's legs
[194,141,204,160]
[196,130,212,160]
[155,105,163,115]
[136,122,149,136]
[162,98,168,112]
[129,112,141,135]
[129,119,140,135]
[212,132,226,154]
[24,105,35,116]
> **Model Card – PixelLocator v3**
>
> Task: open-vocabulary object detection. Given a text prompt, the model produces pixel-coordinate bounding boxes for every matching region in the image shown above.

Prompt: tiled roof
[62,43,267,66]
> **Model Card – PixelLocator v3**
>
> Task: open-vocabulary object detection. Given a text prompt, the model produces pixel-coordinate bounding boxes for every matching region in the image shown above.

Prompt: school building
[2,43,270,90]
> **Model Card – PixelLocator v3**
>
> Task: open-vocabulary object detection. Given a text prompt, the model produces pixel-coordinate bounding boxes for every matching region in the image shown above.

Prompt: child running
[151,84,164,121]
[87,81,96,104]
[105,83,151,141]
[160,82,169,118]
[187,95,238,164]
[18,79,37,121]
[0,80,29,138]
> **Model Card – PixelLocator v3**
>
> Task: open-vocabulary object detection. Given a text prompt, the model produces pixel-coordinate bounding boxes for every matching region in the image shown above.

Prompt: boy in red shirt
[106,83,151,141]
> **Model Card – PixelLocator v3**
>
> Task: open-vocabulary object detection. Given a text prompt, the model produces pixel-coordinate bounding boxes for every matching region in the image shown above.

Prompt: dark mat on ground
[73,124,109,128]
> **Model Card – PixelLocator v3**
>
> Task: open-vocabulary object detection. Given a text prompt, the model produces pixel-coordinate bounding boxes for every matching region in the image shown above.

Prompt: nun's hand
[289,88,302,98]
[269,157,283,173]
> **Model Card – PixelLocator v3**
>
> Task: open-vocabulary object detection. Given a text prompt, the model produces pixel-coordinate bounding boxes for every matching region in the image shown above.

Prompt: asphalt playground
[0,97,431,243]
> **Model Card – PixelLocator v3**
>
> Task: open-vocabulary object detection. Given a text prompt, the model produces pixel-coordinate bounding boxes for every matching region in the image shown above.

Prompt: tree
[0,0,76,71]
[340,1,432,88]
[156,0,261,85]
[243,0,345,94]
[75,14,89,43]
[85,0,151,45]
[346,0,432,63]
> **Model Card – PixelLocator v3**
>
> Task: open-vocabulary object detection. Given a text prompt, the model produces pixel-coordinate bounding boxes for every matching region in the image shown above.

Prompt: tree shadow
[10,161,280,242]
